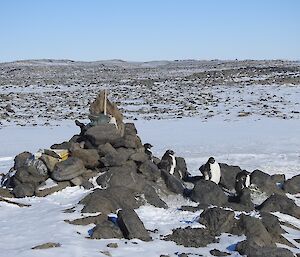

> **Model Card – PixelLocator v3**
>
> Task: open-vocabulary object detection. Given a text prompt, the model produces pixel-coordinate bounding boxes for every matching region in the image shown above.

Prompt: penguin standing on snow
[159,150,177,175]
[199,157,221,184]
[143,143,153,160]
[235,170,251,195]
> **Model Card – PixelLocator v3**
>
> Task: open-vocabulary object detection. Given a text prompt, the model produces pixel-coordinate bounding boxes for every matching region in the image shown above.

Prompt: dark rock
[130,152,149,163]
[251,169,283,196]
[13,151,32,170]
[91,220,123,239]
[98,143,127,167]
[138,160,161,182]
[124,123,138,136]
[0,187,14,198]
[219,163,242,191]
[271,174,285,185]
[260,212,294,247]
[161,170,185,195]
[257,193,300,219]
[113,134,142,149]
[71,149,100,169]
[142,184,168,209]
[236,240,294,257]
[199,207,236,235]
[234,214,274,247]
[284,174,300,194]
[210,249,230,256]
[117,208,152,241]
[190,180,228,206]
[13,183,35,197]
[51,157,86,181]
[97,162,145,191]
[81,180,94,190]
[80,186,142,214]
[116,147,135,162]
[14,165,46,185]
[239,188,255,209]
[107,243,118,248]
[164,227,217,247]
[50,141,74,150]
[84,124,122,146]
[175,157,190,180]
[32,242,61,249]
[35,181,71,197]
[65,214,106,225]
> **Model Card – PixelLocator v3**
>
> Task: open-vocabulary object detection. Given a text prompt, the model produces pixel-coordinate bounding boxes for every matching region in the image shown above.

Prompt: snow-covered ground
[0,115,299,257]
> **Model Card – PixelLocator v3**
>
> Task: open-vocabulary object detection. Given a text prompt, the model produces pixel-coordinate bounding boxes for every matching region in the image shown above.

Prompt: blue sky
[0,0,299,62]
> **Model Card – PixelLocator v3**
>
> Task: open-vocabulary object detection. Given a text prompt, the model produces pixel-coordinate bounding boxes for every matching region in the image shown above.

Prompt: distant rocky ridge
[0,92,299,256]
[0,59,300,127]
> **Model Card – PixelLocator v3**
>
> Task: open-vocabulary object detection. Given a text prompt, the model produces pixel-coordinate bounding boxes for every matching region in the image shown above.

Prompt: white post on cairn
[104,89,107,115]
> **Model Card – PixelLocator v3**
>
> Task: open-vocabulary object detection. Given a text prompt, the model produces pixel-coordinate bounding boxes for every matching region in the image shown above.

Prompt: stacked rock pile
[0,91,299,257]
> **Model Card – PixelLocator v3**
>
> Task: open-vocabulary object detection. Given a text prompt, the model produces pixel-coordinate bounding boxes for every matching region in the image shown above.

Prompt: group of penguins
[144,143,251,196]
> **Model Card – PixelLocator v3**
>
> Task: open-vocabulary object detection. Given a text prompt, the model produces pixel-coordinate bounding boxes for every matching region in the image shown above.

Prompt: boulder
[161,170,185,195]
[257,193,300,219]
[238,188,255,209]
[271,174,285,186]
[51,157,86,181]
[116,147,135,162]
[35,181,71,197]
[71,148,100,169]
[199,207,236,235]
[91,220,123,239]
[14,165,47,185]
[234,214,274,247]
[164,227,217,247]
[283,174,300,194]
[190,180,228,206]
[174,157,189,180]
[40,154,59,172]
[130,152,149,163]
[50,141,74,150]
[236,240,294,257]
[80,186,142,214]
[13,151,32,170]
[65,214,105,226]
[260,212,294,247]
[98,143,127,167]
[142,184,168,209]
[84,124,122,146]
[219,163,242,191]
[117,208,151,241]
[124,123,138,136]
[251,170,283,196]
[138,160,161,182]
[13,183,35,198]
[96,162,145,191]
[113,134,142,149]
[209,249,230,256]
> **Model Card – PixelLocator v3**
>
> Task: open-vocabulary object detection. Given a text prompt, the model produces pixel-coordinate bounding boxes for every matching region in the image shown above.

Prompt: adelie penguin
[199,157,221,184]
[235,170,251,196]
[159,150,177,175]
[143,143,153,160]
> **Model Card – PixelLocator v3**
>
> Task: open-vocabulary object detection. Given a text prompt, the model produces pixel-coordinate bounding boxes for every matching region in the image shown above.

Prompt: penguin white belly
[245,174,251,187]
[210,162,221,184]
[169,155,176,175]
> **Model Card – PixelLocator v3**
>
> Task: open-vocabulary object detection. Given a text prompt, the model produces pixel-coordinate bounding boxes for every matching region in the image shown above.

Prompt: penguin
[143,143,153,160]
[235,170,251,195]
[199,157,221,184]
[159,150,177,175]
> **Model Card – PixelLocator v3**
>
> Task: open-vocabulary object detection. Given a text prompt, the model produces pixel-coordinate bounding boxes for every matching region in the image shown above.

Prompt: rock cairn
[1,91,299,256]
